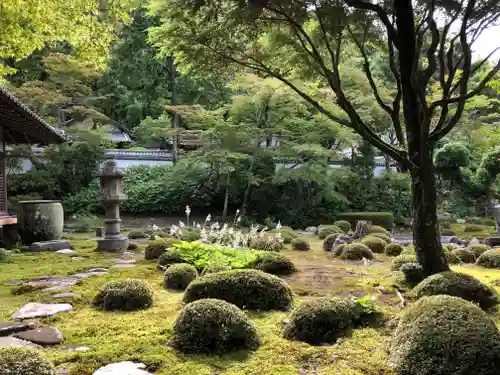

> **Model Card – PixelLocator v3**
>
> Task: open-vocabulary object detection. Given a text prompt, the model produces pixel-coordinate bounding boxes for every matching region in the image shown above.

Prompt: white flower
[276,221,282,230]
[196,223,201,228]
[205,214,212,223]
[179,221,185,228]
[236,209,240,215]
[185,205,191,216]
[152,224,159,231]
[236,216,241,223]
[213,222,220,230]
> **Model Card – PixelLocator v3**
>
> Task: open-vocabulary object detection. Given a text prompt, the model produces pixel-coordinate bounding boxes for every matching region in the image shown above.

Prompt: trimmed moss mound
[360,236,386,253]
[411,271,498,311]
[283,297,359,345]
[369,225,390,235]
[468,244,490,258]
[201,263,232,276]
[452,248,475,263]
[249,252,297,276]
[163,263,198,290]
[318,225,344,239]
[444,249,460,264]
[389,295,500,375]
[249,235,283,251]
[145,238,181,260]
[339,243,374,260]
[93,279,154,311]
[385,243,403,256]
[291,238,310,251]
[391,254,417,271]
[400,262,424,285]
[172,299,260,355]
[476,249,500,268]
[0,348,55,375]
[334,220,351,233]
[323,233,342,252]
[157,251,186,268]
[183,269,293,311]
[368,232,391,243]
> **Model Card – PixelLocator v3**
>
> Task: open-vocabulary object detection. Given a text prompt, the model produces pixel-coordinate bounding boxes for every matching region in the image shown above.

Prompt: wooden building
[0,87,66,227]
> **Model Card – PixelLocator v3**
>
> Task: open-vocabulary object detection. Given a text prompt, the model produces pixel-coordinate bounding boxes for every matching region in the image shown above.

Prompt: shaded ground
[1,233,499,375]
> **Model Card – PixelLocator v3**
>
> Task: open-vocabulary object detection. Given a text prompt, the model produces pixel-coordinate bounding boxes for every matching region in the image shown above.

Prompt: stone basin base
[96,237,129,252]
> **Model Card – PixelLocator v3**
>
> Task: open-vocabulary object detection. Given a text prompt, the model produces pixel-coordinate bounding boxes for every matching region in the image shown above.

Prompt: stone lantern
[97,160,129,252]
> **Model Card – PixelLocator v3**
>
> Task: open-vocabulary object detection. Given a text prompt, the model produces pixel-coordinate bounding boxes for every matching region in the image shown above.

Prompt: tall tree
[149,0,500,275]
[0,0,134,77]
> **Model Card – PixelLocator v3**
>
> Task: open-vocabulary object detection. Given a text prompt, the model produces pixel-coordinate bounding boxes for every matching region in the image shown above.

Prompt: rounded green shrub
[441,228,456,236]
[468,244,490,258]
[249,252,297,276]
[334,220,351,233]
[270,227,297,244]
[201,263,232,276]
[411,271,498,310]
[181,228,201,241]
[249,235,283,251]
[283,297,359,345]
[391,254,417,271]
[368,232,391,243]
[389,295,500,375]
[0,348,55,375]
[318,225,343,239]
[291,238,310,251]
[481,218,496,227]
[332,243,346,257]
[452,248,475,263]
[183,269,293,311]
[157,251,186,268]
[360,236,386,253]
[145,238,181,260]
[323,233,342,252]
[163,263,198,290]
[0,248,8,262]
[369,225,390,235]
[340,243,374,260]
[444,249,461,264]
[127,230,148,239]
[172,299,260,355]
[476,249,500,268]
[149,230,167,239]
[400,262,424,285]
[93,279,154,311]
[464,224,483,233]
[385,243,403,256]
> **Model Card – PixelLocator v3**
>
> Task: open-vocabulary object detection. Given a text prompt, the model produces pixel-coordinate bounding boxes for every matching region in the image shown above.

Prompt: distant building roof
[0,87,66,145]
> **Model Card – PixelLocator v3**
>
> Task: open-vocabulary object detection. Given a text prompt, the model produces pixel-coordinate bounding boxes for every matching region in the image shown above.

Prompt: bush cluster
[318,225,344,239]
[201,263,232,276]
[172,299,260,355]
[411,271,498,311]
[389,295,500,375]
[336,212,394,230]
[400,262,425,286]
[180,228,202,242]
[385,243,403,256]
[157,251,186,269]
[333,220,351,233]
[368,225,390,235]
[368,232,391,243]
[339,243,374,260]
[0,348,55,375]
[360,236,386,253]
[270,227,298,244]
[283,297,359,345]
[452,248,475,263]
[163,263,198,290]
[291,238,310,251]
[145,238,181,260]
[444,248,461,264]
[249,252,297,276]
[468,244,490,258]
[391,254,417,271]
[476,249,500,268]
[249,235,283,251]
[93,279,154,311]
[183,269,293,310]
[127,231,148,239]
[323,233,342,252]
[332,243,346,257]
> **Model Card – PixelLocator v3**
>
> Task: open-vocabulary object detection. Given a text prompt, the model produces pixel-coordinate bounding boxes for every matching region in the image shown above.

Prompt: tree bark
[410,148,450,276]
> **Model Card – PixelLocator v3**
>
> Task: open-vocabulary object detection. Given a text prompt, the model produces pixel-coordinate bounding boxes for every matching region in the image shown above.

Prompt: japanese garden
[2,0,500,374]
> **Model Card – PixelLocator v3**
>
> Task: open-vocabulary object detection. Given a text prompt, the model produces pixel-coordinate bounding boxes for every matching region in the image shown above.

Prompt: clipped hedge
[391,254,417,271]
[183,269,293,311]
[389,295,500,375]
[201,263,232,276]
[400,262,424,285]
[452,248,475,263]
[0,348,55,375]
[368,232,391,243]
[323,233,342,252]
[411,271,498,311]
[385,243,403,256]
[360,236,386,254]
[336,212,394,230]
[333,243,346,257]
[333,220,351,233]
[249,235,283,252]
[93,279,154,311]
[318,225,344,239]
[172,299,260,355]
[157,251,186,269]
[163,263,198,290]
[249,252,297,276]
[291,238,310,251]
[283,297,359,345]
[468,244,490,258]
[340,243,374,260]
[145,238,181,260]
[476,249,500,268]
[444,249,461,264]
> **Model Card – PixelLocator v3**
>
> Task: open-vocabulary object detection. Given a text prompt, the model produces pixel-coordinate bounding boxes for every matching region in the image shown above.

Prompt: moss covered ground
[1,234,500,375]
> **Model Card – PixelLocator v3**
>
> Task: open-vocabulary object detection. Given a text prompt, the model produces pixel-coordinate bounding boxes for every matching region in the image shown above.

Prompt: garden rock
[392,237,411,246]
[485,237,500,247]
[469,237,480,245]
[441,236,460,244]
[52,292,81,300]
[111,264,136,269]
[11,302,72,320]
[0,336,41,349]
[305,226,317,234]
[56,249,77,255]
[92,361,152,375]
[113,259,136,264]
[27,240,71,252]
[13,327,63,346]
[0,322,36,336]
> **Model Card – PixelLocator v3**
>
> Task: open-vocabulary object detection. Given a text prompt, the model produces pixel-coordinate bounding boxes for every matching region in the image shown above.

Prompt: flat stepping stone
[113,259,136,264]
[71,271,107,279]
[11,303,72,320]
[72,257,86,261]
[4,280,23,285]
[392,237,411,246]
[66,345,90,352]
[28,240,71,252]
[110,264,136,269]
[93,362,152,375]
[0,322,36,337]
[14,327,63,346]
[87,268,108,273]
[56,249,77,255]
[52,292,81,300]
[0,336,41,349]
